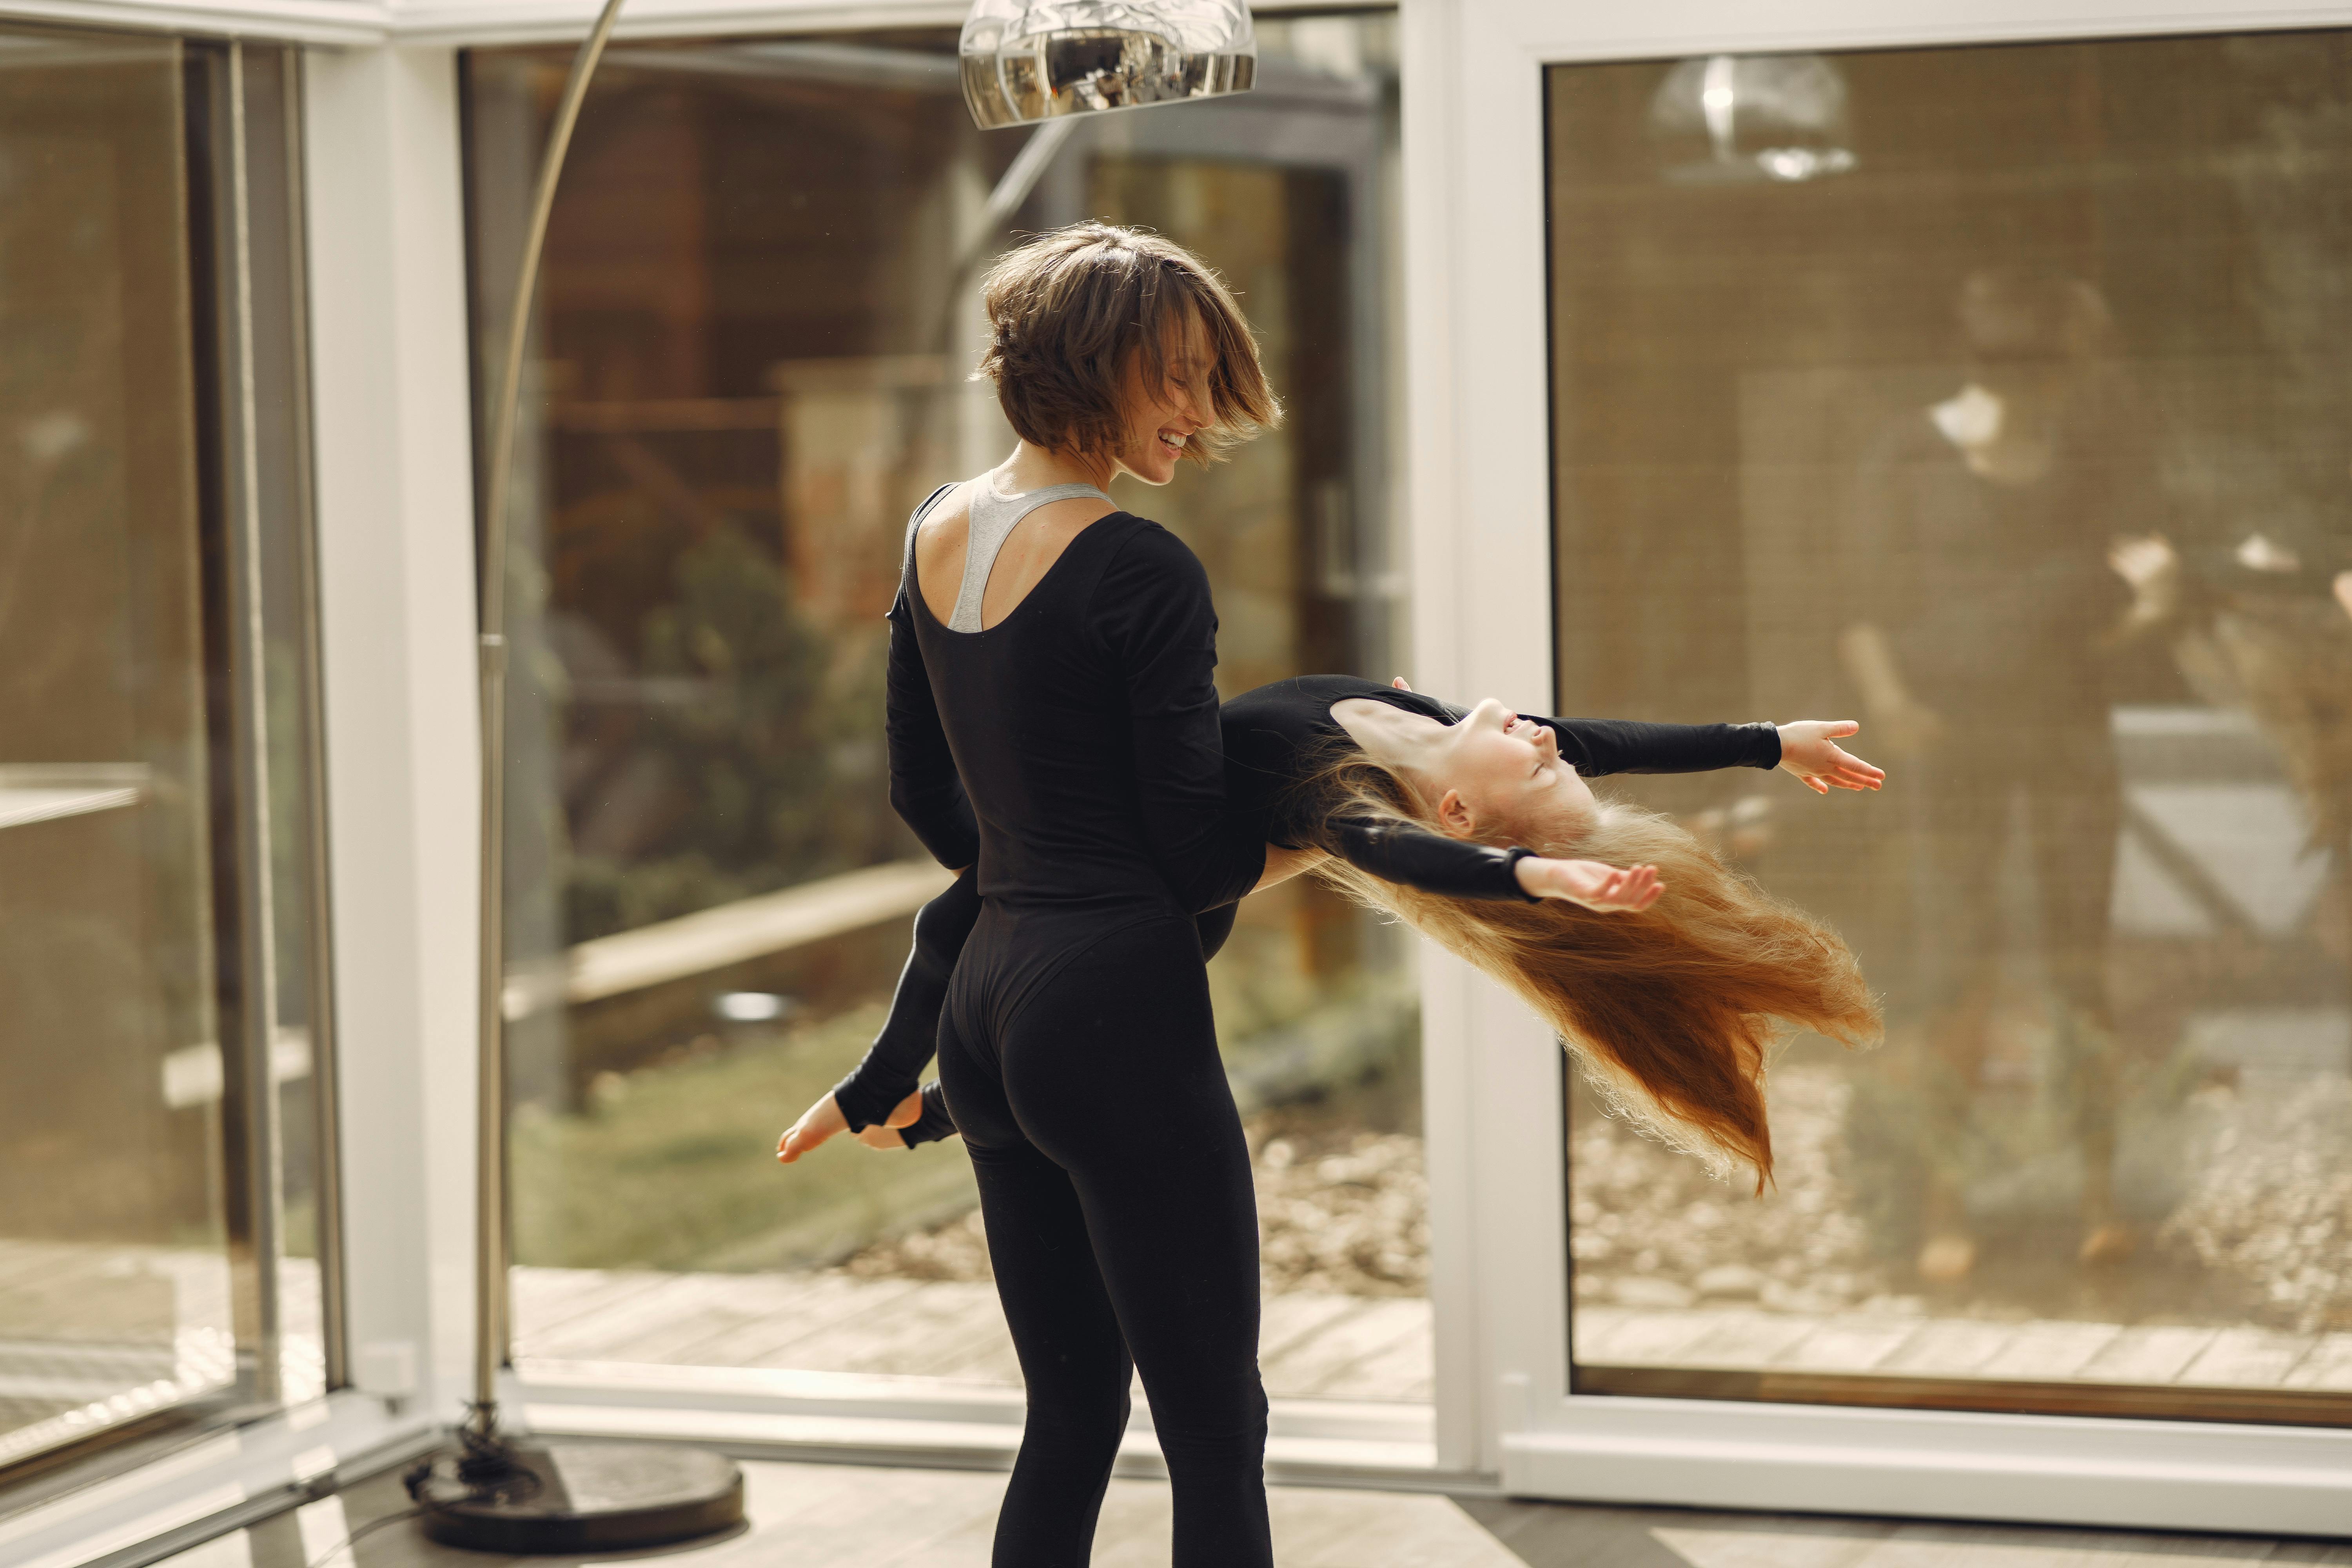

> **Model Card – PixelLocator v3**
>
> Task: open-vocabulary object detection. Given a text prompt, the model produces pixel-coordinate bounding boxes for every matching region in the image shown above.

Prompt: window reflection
[1549,32,2352,1419]
[0,31,328,1471]
[472,18,1426,1401]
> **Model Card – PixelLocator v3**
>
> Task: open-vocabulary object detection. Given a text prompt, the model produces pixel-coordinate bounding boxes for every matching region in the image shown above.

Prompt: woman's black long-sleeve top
[838,671,1778,1136]
[884,506,1267,918]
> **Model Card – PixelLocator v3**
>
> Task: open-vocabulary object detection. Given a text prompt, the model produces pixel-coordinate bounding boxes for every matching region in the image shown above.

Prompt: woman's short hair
[976,222,1279,463]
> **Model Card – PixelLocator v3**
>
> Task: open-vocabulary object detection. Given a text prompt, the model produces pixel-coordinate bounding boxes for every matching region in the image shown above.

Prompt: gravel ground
[1569,1063,1887,1314]
[839,1059,2352,1333]
[836,1110,1430,1297]
[2161,1075,2352,1332]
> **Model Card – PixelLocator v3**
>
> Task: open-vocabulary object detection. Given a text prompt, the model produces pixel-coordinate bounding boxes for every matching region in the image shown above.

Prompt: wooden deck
[1574,1305,2352,1389]
[511,1266,1434,1401]
[515,1267,2352,1406]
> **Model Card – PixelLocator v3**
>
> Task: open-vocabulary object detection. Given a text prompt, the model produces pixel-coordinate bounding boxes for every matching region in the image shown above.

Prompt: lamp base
[411,1439,744,1555]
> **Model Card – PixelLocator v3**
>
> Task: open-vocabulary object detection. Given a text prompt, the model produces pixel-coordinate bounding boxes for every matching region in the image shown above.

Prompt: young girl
[785,675,1883,1192]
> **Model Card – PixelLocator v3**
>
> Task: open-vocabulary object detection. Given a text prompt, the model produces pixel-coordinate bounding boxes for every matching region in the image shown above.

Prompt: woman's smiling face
[1430,699,1599,846]
[1111,313,1214,485]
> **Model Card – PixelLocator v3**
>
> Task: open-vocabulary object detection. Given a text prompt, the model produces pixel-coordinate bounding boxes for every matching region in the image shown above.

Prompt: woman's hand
[1515,856,1662,912]
[1776,721,1886,795]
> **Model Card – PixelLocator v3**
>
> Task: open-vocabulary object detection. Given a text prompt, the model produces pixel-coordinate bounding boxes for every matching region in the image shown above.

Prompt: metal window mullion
[220,38,287,1408]
[277,45,347,1397]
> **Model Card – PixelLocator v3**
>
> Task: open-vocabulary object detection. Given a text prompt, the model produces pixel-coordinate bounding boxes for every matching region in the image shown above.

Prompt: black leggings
[938,907,1270,1568]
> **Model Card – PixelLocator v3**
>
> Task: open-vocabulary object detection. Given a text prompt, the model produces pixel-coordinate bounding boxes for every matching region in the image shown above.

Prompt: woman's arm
[1096,528,1266,913]
[884,504,982,868]
[886,601,981,868]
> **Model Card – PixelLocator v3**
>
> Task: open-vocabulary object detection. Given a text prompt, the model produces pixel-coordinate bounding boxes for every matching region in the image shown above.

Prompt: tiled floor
[153,1453,2349,1568]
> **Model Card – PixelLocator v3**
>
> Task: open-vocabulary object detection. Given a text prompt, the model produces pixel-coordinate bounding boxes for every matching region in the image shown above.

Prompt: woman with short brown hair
[869,222,1280,1566]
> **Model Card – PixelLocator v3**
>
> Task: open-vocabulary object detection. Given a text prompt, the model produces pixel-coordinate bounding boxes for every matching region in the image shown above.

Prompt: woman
[861,222,1281,1566]
[788,678,1882,1189]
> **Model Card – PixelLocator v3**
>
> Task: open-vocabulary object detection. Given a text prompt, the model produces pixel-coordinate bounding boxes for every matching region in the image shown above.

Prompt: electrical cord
[299,1503,425,1568]
[301,1404,546,1567]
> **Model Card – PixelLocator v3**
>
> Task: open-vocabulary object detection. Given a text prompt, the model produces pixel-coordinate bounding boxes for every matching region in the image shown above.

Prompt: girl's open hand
[1516,856,1663,913]
[1777,721,1885,795]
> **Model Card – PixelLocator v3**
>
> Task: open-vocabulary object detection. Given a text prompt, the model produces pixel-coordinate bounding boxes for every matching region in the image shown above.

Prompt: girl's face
[1429,699,1599,846]
[1111,315,1214,485]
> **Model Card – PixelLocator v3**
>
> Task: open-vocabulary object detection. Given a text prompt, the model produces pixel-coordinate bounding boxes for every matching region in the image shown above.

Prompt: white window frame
[0,8,1450,1560]
[0,27,483,1568]
[12,0,2350,1553]
[1400,0,2352,1536]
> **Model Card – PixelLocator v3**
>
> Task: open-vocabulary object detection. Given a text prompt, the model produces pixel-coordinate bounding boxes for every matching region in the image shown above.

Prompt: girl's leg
[1004,920,1272,1568]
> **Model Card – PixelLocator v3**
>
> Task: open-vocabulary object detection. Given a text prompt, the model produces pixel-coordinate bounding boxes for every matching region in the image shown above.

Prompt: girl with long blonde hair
[788,673,1884,1192]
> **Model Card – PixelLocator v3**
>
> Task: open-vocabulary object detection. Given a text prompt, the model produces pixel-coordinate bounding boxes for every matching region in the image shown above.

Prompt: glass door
[0,27,335,1482]
[464,16,1426,1410]
[1543,28,2352,1428]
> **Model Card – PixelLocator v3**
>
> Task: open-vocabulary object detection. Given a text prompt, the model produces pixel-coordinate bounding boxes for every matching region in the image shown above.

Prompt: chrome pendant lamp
[959,0,1257,128]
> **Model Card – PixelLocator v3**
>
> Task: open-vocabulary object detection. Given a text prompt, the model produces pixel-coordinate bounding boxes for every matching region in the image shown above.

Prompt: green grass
[510,1004,977,1272]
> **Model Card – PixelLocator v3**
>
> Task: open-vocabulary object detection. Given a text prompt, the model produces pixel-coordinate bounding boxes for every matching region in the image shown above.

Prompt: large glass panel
[468,16,1424,1402]
[0,30,332,1479]
[1547,33,2352,1422]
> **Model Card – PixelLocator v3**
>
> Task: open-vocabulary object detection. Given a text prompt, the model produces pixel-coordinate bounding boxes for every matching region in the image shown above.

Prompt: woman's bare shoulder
[915,479,975,548]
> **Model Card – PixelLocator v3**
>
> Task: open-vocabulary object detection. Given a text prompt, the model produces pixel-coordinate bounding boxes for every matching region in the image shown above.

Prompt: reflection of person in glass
[786,682,1886,1189]
[1839,268,2176,1283]
[2174,463,2352,967]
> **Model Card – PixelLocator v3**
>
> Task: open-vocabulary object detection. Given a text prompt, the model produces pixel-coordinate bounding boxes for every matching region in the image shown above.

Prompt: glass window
[466,16,1425,1403]
[1547,32,2352,1423]
[0,30,335,1479]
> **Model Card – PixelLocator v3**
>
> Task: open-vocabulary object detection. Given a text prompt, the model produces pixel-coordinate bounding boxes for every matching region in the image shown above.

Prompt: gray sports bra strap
[949,479,1112,633]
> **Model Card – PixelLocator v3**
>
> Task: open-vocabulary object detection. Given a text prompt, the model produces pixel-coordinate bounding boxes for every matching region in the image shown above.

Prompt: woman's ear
[1435,788,1477,839]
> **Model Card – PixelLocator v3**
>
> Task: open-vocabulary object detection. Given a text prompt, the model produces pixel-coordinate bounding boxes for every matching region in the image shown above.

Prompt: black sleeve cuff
[898,1082,959,1148]
[831,1071,911,1134]
[1743,721,1783,769]
[1504,845,1542,902]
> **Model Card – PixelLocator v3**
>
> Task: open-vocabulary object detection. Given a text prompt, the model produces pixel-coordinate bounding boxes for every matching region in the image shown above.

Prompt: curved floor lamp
[416,0,1257,1551]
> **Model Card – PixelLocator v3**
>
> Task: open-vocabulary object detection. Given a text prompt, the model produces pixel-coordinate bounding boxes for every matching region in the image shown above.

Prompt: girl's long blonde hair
[1302,746,1880,1190]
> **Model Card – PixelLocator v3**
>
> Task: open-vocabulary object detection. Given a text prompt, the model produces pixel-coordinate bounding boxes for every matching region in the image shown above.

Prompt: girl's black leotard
[888,498,1272,1566]
[837,674,1779,1143]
